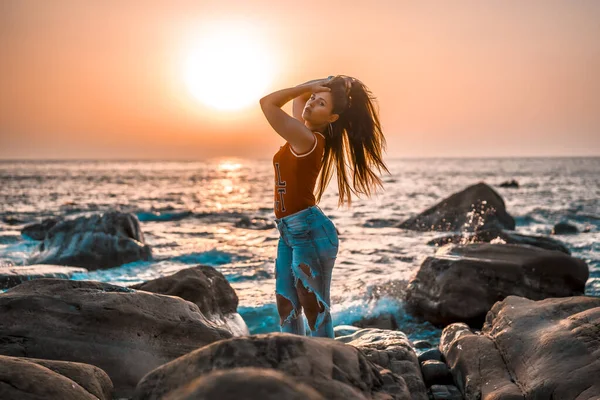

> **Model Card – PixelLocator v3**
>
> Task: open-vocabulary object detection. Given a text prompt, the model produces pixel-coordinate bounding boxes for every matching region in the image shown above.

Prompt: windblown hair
[315,75,390,207]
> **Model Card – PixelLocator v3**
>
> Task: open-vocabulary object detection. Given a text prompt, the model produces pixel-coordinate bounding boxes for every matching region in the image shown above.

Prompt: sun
[182,23,276,111]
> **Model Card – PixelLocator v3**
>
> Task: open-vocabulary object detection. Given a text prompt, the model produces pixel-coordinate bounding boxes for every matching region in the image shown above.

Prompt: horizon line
[0,155,599,162]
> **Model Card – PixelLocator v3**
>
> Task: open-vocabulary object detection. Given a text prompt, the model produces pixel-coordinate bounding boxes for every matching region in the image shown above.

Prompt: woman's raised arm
[259,79,330,147]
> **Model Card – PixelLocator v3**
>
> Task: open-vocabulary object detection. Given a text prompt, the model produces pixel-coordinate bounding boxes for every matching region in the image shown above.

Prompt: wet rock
[27,211,151,270]
[397,183,515,232]
[352,313,399,331]
[405,243,588,327]
[413,340,433,350]
[0,355,113,400]
[130,265,249,336]
[163,368,327,400]
[340,328,428,400]
[429,384,463,400]
[0,279,232,398]
[0,264,87,289]
[3,215,27,226]
[21,217,62,240]
[427,227,570,254]
[420,360,453,387]
[552,221,579,235]
[440,296,600,399]
[498,180,519,188]
[418,348,444,364]
[234,215,275,230]
[134,333,411,400]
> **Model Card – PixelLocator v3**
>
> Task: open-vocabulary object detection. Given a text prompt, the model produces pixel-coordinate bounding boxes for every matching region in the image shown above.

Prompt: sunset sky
[1,0,599,160]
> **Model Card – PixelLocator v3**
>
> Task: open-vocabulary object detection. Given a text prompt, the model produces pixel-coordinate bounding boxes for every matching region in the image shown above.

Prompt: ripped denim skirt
[274,205,339,338]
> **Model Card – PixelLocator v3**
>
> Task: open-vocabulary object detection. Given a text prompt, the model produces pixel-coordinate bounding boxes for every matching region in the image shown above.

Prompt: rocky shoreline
[0,181,597,399]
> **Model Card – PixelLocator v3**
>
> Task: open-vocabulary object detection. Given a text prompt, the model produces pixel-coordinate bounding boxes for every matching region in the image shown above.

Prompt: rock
[21,217,62,240]
[334,325,362,338]
[0,264,87,289]
[397,183,515,232]
[498,180,519,188]
[134,333,411,400]
[27,211,152,270]
[412,340,433,350]
[429,384,463,400]
[420,360,454,387]
[552,222,579,235]
[405,243,588,327]
[234,216,275,230]
[440,296,600,399]
[130,265,249,336]
[0,355,113,400]
[427,227,571,254]
[439,323,517,399]
[3,215,26,226]
[0,279,233,398]
[418,349,444,364]
[163,368,327,400]
[352,313,399,331]
[341,328,428,400]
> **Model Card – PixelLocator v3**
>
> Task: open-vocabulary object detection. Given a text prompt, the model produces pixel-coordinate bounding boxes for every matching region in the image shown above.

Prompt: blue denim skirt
[274,205,339,338]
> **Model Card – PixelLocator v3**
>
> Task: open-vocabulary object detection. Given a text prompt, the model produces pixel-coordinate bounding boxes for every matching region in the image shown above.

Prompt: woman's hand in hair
[308,77,333,94]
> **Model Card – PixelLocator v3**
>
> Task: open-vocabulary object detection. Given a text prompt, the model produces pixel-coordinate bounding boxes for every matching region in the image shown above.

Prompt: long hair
[315,75,390,208]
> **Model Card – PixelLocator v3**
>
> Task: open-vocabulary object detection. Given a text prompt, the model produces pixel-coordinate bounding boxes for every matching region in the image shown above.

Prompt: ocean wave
[168,249,240,265]
[238,296,442,345]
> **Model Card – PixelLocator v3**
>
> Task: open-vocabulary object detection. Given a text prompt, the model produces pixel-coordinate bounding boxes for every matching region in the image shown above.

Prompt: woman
[259,75,389,338]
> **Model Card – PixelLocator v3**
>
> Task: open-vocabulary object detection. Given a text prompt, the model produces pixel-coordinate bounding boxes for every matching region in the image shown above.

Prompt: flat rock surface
[440,296,600,399]
[427,228,570,254]
[405,243,588,327]
[0,279,233,398]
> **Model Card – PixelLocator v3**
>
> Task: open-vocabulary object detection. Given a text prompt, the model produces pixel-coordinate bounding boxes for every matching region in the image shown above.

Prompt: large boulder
[0,264,87,289]
[163,368,327,400]
[0,355,113,400]
[440,296,600,400]
[134,333,411,400]
[405,243,588,327]
[27,211,151,270]
[0,279,233,398]
[398,182,515,232]
[131,265,249,336]
[337,329,428,400]
[427,227,570,254]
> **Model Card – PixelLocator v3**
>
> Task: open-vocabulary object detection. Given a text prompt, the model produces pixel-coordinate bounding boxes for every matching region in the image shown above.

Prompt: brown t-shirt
[272,131,326,218]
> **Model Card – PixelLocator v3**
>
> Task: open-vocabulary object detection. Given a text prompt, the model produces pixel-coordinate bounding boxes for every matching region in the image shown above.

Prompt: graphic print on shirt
[274,162,286,213]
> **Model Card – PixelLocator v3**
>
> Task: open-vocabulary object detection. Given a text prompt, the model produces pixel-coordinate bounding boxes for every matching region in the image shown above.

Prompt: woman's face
[302,92,338,129]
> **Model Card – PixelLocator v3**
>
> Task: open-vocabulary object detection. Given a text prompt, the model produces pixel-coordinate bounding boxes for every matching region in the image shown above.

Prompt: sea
[1,157,598,346]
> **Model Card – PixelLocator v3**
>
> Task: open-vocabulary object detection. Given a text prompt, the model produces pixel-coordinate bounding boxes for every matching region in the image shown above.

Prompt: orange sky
[1,0,599,160]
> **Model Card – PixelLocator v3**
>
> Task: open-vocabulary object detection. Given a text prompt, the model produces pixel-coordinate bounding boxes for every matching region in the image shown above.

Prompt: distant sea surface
[1,157,598,344]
